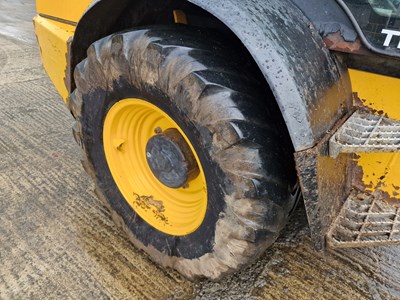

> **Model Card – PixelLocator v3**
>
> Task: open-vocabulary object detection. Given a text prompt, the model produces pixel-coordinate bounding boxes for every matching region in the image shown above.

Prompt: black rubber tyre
[69,26,297,280]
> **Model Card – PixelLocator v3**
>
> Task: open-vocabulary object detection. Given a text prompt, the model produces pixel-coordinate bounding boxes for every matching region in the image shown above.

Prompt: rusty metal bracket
[295,113,353,251]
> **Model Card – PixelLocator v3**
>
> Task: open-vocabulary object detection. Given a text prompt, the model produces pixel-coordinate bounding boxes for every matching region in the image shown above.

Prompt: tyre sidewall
[80,78,226,259]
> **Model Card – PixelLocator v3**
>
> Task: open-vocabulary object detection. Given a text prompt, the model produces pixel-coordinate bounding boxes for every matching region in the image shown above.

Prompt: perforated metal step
[329,110,400,158]
[327,190,400,248]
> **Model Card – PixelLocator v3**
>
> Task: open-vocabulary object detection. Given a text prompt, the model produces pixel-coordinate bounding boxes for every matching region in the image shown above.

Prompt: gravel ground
[1,1,400,299]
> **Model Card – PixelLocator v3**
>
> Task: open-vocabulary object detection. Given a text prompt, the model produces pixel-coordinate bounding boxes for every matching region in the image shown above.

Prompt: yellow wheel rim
[103,98,207,236]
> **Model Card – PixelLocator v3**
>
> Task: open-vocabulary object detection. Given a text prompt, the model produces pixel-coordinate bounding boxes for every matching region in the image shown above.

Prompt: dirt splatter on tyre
[69,26,297,280]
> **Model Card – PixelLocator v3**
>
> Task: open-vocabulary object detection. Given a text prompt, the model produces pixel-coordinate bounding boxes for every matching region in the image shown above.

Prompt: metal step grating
[329,110,400,158]
[327,190,400,248]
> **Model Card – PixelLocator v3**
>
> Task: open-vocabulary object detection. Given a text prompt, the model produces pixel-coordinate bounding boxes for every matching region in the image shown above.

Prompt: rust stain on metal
[352,161,373,191]
[323,32,369,55]
[372,189,400,207]
[64,36,73,102]
[133,193,169,224]
[353,92,389,117]
[352,158,400,207]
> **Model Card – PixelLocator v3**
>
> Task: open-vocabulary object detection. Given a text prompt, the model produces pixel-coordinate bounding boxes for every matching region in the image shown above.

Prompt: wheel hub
[146,128,199,188]
[103,98,207,236]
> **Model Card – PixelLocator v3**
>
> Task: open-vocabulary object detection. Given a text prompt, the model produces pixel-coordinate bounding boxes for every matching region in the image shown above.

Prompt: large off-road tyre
[69,26,297,280]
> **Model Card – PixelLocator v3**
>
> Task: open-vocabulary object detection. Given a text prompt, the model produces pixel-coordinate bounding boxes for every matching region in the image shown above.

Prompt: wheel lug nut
[113,138,126,151]
[154,127,162,134]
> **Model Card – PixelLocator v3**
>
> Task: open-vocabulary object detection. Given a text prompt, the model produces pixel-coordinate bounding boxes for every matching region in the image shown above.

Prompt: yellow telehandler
[34,0,400,280]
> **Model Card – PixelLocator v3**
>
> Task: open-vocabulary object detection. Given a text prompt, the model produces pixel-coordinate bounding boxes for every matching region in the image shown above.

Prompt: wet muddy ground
[1,1,400,299]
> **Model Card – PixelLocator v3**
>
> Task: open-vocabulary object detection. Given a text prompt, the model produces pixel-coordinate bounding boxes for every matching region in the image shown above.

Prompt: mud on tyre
[69,26,297,280]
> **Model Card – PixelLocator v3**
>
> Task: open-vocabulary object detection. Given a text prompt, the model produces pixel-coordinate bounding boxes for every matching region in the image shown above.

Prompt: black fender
[70,0,353,152]
[186,0,353,152]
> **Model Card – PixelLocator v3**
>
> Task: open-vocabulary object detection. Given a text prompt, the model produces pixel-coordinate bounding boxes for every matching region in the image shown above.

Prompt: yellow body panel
[350,69,400,121]
[36,0,91,23]
[349,69,400,200]
[34,16,76,102]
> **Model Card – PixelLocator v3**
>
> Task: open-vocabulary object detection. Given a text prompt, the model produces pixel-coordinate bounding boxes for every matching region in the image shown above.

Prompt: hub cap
[146,128,199,189]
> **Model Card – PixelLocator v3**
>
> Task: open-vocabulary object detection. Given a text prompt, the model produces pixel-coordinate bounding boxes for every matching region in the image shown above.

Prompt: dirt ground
[1,1,400,299]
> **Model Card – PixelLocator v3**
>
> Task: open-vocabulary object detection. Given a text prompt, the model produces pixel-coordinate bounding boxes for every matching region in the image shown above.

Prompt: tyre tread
[72,25,295,280]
